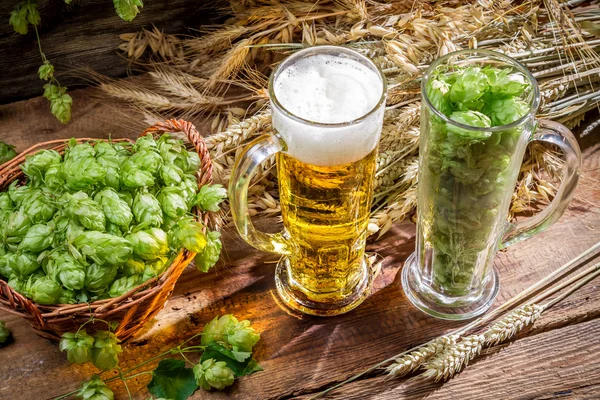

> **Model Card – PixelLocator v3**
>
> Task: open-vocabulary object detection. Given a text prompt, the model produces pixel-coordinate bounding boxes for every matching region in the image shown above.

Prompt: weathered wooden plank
[0,90,599,400]
[0,0,224,104]
[297,317,600,399]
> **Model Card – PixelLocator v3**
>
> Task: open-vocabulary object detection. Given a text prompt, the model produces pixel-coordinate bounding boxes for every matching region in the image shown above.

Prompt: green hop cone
[108,275,141,298]
[0,321,10,344]
[134,134,157,151]
[21,149,61,180]
[426,78,453,116]
[22,190,56,223]
[65,142,96,160]
[0,141,17,165]
[201,314,238,346]
[130,149,163,175]
[483,68,529,97]
[174,150,201,174]
[45,252,87,291]
[194,184,227,213]
[63,156,106,191]
[126,228,169,261]
[483,97,530,126]
[178,175,199,207]
[91,331,122,371]
[94,188,133,228]
[193,359,235,391]
[84,263,119,294]
[157,187,188,218]
[448,66,488,106]
[94,142,117,157]
[30,276,62,305]
[113,0,144,22]
[45,164,64,192]
[68,192,106,231]
[0,252,14,279]
[60,331,95,364]
[195,231,222,273]
[10,252,41,278]
[43,84,72,124]
[3,211,32,244]
[7,182,33,207]
[169,218,207,254]
[120,160,155,188]
[120,257,145,276]
[227,319,260,352]
[74,231,133,266]
[133,192,163,227]
[447,110,492,144]
[78,375,114,400]
[19,223,54,253]
[0,193,13,210]
[159,164,184,186]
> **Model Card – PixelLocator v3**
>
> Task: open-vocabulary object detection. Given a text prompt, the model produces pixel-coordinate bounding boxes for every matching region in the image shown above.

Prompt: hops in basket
[0,135,226,305]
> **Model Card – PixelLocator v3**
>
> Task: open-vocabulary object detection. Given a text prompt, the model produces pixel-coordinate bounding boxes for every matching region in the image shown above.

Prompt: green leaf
[113,0,144,21]
[147,359,198,400]
[200,343,260,377]
[9,6,28,35]
[24,2,40,26]
[38,61,54,81]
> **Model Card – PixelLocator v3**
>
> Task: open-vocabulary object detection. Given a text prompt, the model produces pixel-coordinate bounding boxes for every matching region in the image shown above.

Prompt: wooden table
[0,88,599,400]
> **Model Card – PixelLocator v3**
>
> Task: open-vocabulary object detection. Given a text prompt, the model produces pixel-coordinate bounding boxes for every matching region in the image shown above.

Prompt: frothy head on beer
[270,47,386,167]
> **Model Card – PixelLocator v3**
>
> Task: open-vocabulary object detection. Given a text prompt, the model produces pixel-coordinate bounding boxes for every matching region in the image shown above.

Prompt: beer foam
[272,52,385,166]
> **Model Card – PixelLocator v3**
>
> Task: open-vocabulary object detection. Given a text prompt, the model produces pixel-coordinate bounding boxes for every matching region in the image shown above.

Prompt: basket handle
[141,119,213,187]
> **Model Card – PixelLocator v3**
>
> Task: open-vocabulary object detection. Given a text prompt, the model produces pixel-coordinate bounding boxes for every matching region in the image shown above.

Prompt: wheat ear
[422,335,485,382]
[386,335,459,378]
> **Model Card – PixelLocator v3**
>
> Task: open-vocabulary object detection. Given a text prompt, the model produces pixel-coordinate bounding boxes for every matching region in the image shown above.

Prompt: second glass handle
[501,119,582,248]
[228,134,292,255]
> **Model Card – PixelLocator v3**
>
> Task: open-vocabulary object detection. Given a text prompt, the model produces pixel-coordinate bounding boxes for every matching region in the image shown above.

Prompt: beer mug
[229,46,387,316]
[402,50,582,320]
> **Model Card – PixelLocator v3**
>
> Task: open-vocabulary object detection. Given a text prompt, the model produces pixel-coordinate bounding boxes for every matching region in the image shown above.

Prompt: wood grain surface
[0,88,599,400]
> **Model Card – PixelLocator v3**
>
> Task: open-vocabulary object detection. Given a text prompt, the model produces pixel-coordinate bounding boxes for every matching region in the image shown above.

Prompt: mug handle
[501,119,582,248]
[228,134,293,255]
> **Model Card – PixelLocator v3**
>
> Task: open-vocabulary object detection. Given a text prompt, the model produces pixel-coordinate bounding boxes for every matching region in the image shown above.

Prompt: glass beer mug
[402,50,582,320]
[229,46,386,316]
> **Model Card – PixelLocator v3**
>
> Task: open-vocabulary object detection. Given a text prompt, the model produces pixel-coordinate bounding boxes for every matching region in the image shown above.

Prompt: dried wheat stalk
[385,335,459,378]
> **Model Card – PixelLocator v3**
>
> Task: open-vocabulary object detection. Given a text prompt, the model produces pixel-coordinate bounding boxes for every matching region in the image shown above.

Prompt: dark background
[0,0,224,104]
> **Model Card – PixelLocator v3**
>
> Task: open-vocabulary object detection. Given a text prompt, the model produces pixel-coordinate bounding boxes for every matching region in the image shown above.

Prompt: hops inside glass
[402,50,581,320]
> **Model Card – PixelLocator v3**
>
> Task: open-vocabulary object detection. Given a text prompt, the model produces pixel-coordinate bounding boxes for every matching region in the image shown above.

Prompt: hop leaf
[194,359,235,391]
[78,375,114,400]
[38,61,54,81]
[147,359,198,400]
[0,321,11,345]
[194,231,221,273]
[9,6,29,34]
[91,331,122,371]
[60,331,94,364]
[194,185,227,212]
[9,2,39,35]
[0,141,17,165]
[113,0,144,21]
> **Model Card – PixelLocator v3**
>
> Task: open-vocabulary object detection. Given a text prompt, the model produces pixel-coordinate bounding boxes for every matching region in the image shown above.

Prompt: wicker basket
[0,119,212,342]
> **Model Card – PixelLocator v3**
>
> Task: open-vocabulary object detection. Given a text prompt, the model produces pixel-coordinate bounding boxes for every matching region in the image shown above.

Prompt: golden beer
[228,46,386,315]
[277,148,377,300]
